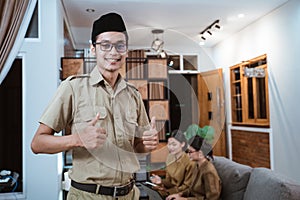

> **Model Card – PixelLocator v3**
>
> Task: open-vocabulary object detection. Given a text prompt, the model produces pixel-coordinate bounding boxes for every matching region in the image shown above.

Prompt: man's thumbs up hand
[79,113,107,150]
[88,113,100,126]
[142,116,158,151]
[150,116,156,130]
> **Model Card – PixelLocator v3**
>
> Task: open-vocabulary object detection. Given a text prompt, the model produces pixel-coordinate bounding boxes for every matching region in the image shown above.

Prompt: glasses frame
[93,41,127,53]
[185,149,197,154]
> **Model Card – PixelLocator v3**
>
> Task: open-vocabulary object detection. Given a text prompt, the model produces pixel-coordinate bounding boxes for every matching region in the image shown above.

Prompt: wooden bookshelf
[126,51,170,141]
[61,57,84,79]
[128,80,148,99]
[230,54,269,127]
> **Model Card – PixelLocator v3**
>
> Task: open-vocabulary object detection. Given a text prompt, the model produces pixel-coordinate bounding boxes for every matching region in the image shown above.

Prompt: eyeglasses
[93,41,127,53]
[185,149,197,154]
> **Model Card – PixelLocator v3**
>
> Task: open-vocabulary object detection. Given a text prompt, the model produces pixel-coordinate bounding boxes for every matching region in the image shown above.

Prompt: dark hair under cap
[169,130,188,151]
[91,12,128,45]
[188,135,214,159]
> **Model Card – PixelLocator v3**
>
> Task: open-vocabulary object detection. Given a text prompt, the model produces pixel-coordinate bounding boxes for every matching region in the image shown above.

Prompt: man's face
[92,32,127,73]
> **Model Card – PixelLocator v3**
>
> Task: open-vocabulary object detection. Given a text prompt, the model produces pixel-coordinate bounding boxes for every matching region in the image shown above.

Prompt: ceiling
[62,0,288,51]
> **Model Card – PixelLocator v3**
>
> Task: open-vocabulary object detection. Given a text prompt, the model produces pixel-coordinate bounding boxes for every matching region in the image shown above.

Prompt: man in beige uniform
[31,12,158,200]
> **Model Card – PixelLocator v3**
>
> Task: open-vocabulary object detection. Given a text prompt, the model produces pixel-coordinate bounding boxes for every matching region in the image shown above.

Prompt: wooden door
[197,69,227,157]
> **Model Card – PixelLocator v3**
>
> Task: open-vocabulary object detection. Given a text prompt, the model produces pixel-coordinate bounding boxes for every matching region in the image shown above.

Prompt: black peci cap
[91,12,128,45]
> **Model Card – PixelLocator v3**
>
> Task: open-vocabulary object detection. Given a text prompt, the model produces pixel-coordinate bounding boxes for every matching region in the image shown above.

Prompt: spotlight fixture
[86,8,95,13]
[168,59,174,67]
[199,19,221,41]
[160,50,167,58]
[167,56,174,67]
[151,29,164,52]
[215,24,221,29]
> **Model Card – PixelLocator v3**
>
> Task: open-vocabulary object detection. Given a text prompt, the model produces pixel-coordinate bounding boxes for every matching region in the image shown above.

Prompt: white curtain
[0,0,36,85]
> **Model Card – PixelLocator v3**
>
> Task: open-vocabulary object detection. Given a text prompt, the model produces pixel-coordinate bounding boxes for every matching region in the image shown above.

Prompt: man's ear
[90,44,96,56]
[181,142,185,148]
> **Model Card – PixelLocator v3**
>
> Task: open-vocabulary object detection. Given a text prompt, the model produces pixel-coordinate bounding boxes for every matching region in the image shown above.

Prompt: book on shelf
[156,120,166,140]
[149,100,169,121]
[149,81,165,99]
[61,58,84,79]
[128,80,148,99]
[148,59,167,79]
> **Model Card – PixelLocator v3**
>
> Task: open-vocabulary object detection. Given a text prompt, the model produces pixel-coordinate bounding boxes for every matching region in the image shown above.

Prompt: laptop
[140,181,168,200]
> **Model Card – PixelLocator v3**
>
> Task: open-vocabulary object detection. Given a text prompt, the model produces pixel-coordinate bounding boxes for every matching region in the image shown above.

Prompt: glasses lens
[185,149,196,154]
[100,43,112,51]
[97,42,127,53]
[116,42,127,53]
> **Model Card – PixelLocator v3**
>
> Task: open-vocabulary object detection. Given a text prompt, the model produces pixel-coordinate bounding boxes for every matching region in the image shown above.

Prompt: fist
[80,113,107,149]
[142,117,158,151]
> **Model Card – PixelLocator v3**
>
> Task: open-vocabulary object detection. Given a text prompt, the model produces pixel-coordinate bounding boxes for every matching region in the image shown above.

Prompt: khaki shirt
[182,159,221,200]
[162,153,195,194]
[40,66,150,185]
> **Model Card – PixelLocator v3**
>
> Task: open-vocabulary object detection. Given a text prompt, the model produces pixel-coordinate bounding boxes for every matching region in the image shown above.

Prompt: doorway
[169,74,199,133]
[0,58,23,192]
[197,69,227,157]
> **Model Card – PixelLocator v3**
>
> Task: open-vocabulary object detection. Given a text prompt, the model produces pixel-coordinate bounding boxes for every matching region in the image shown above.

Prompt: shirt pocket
[124,108,138,141]
[72,106,107,133]
[96,106,107,130]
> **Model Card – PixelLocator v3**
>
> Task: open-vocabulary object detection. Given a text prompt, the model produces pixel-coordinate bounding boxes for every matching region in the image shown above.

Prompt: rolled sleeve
[39,80,73,132]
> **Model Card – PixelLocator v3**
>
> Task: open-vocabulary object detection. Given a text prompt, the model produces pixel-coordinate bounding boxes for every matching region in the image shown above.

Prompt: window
[25,1,39,38]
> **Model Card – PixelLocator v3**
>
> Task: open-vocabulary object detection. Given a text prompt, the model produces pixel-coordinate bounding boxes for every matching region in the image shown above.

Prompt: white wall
[20,0,64,200]
[213,0,300,182]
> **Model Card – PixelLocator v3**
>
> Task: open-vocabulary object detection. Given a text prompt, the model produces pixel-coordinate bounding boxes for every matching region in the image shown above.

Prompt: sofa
[212,156,300,200]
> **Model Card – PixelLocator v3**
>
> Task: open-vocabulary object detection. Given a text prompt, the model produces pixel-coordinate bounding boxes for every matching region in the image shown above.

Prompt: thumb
[150,116,156,130]
[89,113,100,126]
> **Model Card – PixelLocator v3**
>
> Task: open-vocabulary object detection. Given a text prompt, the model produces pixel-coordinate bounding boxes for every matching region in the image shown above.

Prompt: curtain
[0,0,30,81]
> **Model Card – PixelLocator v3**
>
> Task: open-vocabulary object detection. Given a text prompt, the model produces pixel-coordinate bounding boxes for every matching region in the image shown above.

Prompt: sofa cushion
[244,168,300,200]
[212,156,252,200]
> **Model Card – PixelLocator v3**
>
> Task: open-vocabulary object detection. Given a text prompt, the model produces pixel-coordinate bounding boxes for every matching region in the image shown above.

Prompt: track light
[199,19,221,41]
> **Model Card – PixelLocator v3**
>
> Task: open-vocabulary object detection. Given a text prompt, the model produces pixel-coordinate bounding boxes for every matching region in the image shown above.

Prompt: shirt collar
[90,66,104,86]
[89,66,127,91]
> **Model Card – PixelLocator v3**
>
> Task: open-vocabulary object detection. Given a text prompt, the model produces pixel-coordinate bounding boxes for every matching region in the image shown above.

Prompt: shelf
[126,50,171,142]
[166,54,198,71]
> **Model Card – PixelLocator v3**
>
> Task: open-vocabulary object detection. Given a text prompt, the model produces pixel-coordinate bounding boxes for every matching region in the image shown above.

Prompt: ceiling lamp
[151,29,164,52]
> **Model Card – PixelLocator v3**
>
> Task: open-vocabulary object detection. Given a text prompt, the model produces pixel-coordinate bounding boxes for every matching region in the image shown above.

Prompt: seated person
[150,130,195,195]
[166,135,221,200]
